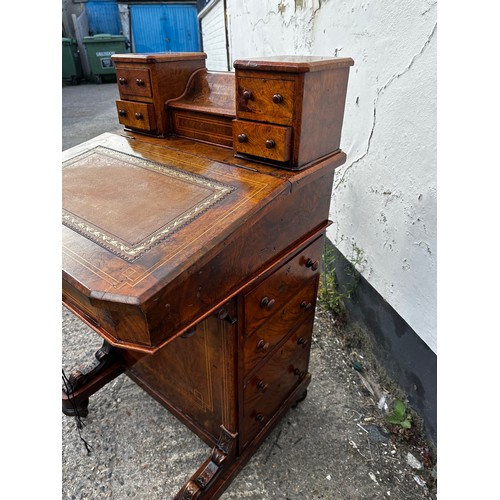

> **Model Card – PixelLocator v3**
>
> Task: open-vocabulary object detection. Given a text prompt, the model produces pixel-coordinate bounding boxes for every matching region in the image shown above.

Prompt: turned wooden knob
[243,90,253,100]
[237,133,248,143]
[118,77,127,85]
[135,112,143,120]
[306,258,319,271]
[136,78,145,86]
[255,413,265,422]
[260,296,275,310]
[265,139,275,149]
[272,93,283,104]
[294,368,306,378]
[257,380,268,392]
[217,307,229,320]
[297,337,309,348]
[180,326,197,339]
[118,109,127,117]
[300,301,312,311]
[257,339,270,352]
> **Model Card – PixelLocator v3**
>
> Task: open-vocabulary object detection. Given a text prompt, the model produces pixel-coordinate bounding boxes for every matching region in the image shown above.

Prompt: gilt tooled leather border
[62,146,235,262]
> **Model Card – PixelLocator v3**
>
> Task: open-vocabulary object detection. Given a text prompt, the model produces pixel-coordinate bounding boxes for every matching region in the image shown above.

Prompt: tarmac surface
[62,80,436,499]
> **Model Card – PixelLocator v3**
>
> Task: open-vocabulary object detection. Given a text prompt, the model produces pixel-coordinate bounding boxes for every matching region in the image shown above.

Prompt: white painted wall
[199,0,229,71]
[225,0,437,353]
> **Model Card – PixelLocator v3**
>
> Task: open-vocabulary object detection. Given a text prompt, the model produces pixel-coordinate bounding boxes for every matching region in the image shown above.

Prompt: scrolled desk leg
[175,426,238,500]
[62,340,124,417]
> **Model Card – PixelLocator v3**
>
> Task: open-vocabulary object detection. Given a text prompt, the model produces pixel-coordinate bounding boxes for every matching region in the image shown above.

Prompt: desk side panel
[121,313,238,446]
[144,162,337,347]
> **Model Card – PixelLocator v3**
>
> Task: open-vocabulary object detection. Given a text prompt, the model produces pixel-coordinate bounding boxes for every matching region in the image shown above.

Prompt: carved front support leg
[62,340,124,417]
[175,426,238,500]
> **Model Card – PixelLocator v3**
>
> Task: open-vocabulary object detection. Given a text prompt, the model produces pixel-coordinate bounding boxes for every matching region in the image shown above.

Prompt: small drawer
[233,120,292,163]
[243,279,317,377]
[116,68,152,99]
[171,109,234,147]
[244,235,324,338]
[236,76,295,125]
[115,100,156,132]
[241,320,313,446]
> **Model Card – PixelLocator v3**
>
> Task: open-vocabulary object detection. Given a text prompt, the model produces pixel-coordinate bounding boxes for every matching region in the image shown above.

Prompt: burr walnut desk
[62,53,353,499]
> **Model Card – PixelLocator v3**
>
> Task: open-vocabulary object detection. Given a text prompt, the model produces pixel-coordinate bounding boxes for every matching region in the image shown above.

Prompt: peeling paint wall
[226,0,437,353]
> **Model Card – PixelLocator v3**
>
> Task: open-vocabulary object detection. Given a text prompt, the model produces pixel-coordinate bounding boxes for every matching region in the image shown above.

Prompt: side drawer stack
[233,70,296,165]
[233,56,354,170]
[112,53,207,137]
[240,235,324,448]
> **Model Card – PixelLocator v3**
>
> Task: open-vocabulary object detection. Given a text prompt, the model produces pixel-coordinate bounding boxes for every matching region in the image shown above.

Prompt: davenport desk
[62,53,354,498]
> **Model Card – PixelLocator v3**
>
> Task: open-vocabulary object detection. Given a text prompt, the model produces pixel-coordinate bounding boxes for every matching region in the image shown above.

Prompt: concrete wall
[226,0,437,353]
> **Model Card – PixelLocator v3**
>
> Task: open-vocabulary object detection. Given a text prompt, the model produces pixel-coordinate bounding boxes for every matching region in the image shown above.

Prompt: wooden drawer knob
[257,380,268,392]
[265,139,275,149]
[255,413,265,423]
[300,301,312,311]
[135,78,145,86]
[297,337,309,348]
[118,77,127,85]
[135,112,143,120]
[272,93,283,104]
[306,259,319,271]
[294,368,306,378]
[260,296,275,310]
[257,339,270,353]
[237,133,248,143]
[118,109,127,117]
[180,326,196,339]
[243,90,253,100]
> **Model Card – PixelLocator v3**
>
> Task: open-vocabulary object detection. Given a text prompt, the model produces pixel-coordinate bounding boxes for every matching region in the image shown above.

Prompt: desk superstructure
[62,53,353,498]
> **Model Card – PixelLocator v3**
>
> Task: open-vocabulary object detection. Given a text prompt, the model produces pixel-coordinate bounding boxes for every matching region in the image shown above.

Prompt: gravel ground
[62,304,436,499]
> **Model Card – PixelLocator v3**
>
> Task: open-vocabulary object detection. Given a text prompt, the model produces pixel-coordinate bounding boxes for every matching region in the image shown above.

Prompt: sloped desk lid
[62,133,288,307]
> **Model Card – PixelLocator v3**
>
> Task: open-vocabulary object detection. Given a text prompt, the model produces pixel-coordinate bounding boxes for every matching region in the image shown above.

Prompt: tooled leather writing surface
[63,146,233,261]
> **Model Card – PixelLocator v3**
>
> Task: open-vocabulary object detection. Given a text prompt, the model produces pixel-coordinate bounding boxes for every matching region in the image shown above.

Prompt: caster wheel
[62,397,89,418]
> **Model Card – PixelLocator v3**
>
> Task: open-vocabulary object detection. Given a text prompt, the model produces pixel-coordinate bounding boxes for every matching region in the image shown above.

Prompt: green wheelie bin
[62,38,83,85]
[83,34,129,83]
